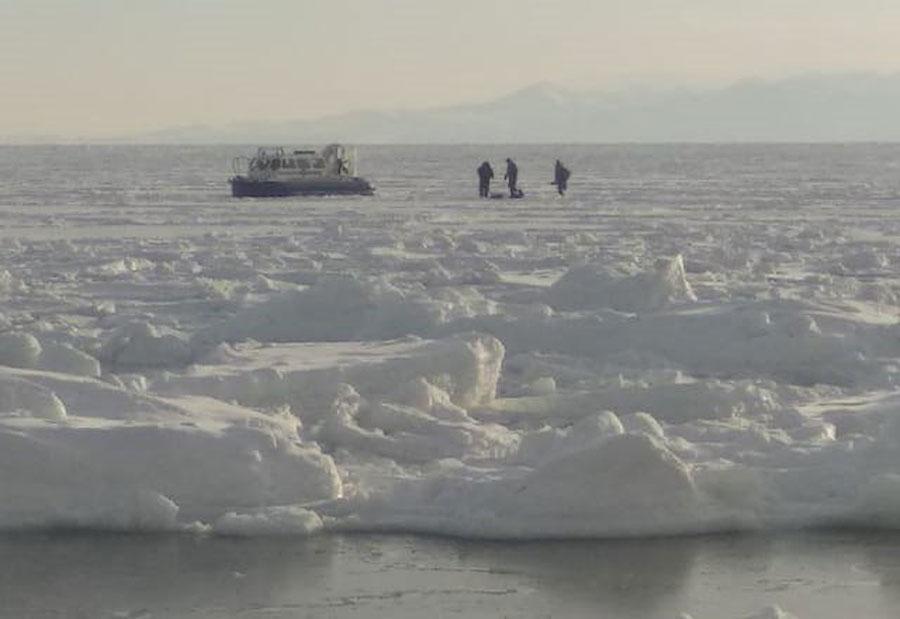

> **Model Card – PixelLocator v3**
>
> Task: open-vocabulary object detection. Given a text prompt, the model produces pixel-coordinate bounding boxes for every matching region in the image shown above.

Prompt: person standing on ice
[554,159,570,196]
[477,161,494,198]
[504,158,519,197]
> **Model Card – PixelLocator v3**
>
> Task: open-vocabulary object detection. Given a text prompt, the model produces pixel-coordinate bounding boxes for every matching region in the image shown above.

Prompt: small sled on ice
[490,189,525,200]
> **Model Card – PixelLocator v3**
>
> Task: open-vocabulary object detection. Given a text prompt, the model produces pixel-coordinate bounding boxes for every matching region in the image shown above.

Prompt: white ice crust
[4,193,900,545]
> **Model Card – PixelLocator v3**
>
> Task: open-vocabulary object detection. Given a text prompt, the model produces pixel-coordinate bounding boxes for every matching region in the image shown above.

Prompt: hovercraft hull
[230,176,374,198]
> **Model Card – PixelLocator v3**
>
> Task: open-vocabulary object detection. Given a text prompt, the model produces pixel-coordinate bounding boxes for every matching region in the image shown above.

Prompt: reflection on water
[1,531,900,618]
[456,537,699,617]
[0,533,337,618]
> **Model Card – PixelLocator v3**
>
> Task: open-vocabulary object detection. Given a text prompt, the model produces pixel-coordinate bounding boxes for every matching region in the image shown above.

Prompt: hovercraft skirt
[230,176,374,198]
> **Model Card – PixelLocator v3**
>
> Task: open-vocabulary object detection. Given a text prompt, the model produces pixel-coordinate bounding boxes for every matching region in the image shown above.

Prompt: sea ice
[3,147,900,544]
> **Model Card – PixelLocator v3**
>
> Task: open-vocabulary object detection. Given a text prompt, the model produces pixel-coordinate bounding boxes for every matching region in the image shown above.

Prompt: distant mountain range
[13,73,900,144]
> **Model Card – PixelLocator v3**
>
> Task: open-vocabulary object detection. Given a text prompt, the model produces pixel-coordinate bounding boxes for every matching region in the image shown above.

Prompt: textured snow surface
[4,144,900,540]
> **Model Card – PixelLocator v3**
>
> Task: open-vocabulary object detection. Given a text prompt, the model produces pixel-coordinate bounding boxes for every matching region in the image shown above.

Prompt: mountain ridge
[142,72,900,143]
[8,73,900,144]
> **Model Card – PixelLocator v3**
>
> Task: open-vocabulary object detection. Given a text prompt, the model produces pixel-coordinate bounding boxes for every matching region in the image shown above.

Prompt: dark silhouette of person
[477,161,494,198]
[504,158,519,197]
[554,159,570,196]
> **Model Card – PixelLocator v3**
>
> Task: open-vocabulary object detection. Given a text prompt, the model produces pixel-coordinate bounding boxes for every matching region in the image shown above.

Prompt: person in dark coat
[504,158,519,197]
[554,159,570,196]
[477,161,494,198]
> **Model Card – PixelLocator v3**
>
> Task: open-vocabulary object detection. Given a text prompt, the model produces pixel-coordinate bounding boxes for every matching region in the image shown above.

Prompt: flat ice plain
[3,144,900,617]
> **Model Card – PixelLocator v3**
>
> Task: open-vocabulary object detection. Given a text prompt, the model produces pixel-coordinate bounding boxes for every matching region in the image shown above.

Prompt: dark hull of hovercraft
[230,176,374,198]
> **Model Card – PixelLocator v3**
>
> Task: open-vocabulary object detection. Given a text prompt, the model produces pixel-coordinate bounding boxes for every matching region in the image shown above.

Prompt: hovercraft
[230,144,373,198]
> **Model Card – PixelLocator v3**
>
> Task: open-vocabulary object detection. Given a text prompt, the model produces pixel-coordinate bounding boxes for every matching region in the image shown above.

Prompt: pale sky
[2,0,900,138]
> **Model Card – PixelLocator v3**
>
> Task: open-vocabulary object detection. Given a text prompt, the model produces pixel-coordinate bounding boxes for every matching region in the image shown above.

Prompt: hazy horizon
[7,72,900,144]
[4,0,900,140]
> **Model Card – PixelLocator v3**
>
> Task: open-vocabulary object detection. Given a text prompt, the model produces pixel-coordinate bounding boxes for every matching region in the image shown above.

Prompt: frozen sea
[4,144,900,617]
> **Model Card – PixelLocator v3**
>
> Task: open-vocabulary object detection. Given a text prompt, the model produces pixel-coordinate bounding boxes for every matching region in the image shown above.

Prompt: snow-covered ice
[4,144,900,542]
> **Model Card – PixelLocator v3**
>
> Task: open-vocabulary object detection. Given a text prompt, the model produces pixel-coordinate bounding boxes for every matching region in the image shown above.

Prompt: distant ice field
[3,144,900,547]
